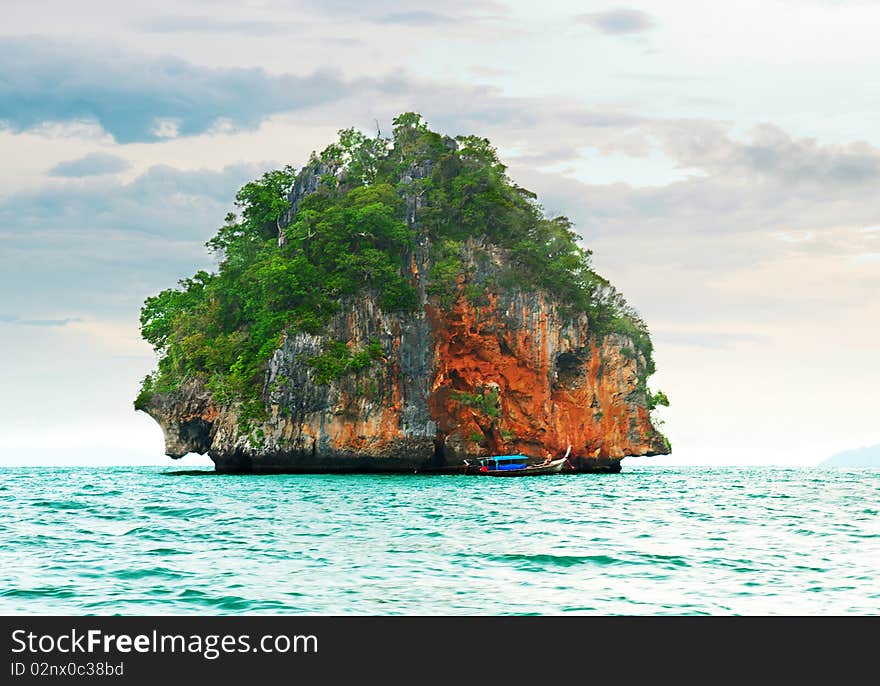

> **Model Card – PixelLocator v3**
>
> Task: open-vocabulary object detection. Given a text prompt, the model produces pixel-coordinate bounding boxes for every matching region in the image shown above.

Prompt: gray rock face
[277,159,340,246]
[142,381,216,458]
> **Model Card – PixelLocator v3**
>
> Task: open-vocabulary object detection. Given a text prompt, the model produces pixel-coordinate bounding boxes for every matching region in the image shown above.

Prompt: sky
[1,0,878,467]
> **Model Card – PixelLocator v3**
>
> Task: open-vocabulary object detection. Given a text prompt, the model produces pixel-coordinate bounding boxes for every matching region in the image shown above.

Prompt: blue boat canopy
[479,455,528,464]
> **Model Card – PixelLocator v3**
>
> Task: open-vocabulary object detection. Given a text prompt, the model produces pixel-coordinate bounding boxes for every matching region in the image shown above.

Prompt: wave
[0,466,876,615]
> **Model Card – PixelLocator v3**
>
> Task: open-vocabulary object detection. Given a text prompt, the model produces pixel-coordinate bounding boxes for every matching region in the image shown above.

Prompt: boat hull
[465,457,568,476]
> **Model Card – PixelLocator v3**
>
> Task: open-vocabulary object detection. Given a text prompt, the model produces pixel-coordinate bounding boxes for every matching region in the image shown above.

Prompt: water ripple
[0,465,876,615]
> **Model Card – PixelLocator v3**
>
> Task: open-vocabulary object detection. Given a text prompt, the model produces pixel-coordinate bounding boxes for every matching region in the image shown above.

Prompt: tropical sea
[0,466,876,615]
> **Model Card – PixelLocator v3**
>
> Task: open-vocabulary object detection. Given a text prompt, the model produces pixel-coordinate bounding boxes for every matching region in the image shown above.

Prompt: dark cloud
[137,15,298,35]
[0,37,350,143]
[576,8,656,34]
[0,164,268,319]
[0,36,636,150]
[48,152,131,178]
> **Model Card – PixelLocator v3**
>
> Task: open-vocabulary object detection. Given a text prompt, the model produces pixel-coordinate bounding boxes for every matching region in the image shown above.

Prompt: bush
[450,389,501,419]
[648,389,670,411]
[307,340,384,385]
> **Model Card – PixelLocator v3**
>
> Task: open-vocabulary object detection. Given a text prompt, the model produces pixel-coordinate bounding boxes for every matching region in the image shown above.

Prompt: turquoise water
[0,466,876,615]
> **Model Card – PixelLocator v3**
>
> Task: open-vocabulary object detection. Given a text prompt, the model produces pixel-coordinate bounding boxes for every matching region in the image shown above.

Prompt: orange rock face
[426,280,667,471]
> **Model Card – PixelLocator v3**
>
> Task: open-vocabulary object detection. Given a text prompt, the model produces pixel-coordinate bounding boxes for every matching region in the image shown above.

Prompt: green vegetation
[450,389,501,419]
[646,388,669,442]
[647,389,670,412]
[307,340,384,385]
[426,239,464,308]
[133,374,155,411]
[137,113,657,413]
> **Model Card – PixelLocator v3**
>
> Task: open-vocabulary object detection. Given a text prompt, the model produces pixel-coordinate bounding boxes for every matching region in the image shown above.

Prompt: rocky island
[136,114,670,472]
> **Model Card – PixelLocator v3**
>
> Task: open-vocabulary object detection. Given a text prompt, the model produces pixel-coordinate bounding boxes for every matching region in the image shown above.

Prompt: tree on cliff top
[136,113,657,412]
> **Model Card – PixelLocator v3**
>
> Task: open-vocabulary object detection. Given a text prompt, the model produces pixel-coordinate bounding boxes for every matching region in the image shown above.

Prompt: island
[135,113,670,473]
[821,444,880,467]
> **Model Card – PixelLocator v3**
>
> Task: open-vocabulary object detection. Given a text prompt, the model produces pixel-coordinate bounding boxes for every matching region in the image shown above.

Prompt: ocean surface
[0,466,876,615]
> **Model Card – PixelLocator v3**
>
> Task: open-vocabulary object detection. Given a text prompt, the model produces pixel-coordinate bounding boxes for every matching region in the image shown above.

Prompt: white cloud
[576,8,656,34]
[151,118,180,139]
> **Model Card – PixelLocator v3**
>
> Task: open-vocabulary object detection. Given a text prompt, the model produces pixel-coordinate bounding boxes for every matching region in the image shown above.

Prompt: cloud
[0,37,351,143]
[652,330,770,349]
[374,11,455,25]
[0,163,262,237]
[0,315,81,327]
[509,121,880,244]
[507,124,880,337]
[853,252,880,263]
[3,61,878,330]
[92,1,501,42]
[653,122,880,186]
[137,15,299,35]
[576,8,656,34]
[48,152,131,177]
[303,0,503,19]
[0,163,268,321]
[0,35,643,154]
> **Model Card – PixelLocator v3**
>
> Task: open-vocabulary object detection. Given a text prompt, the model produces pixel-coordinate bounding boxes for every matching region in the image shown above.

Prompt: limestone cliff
[138,116,670,472]
[142,236,668,473]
